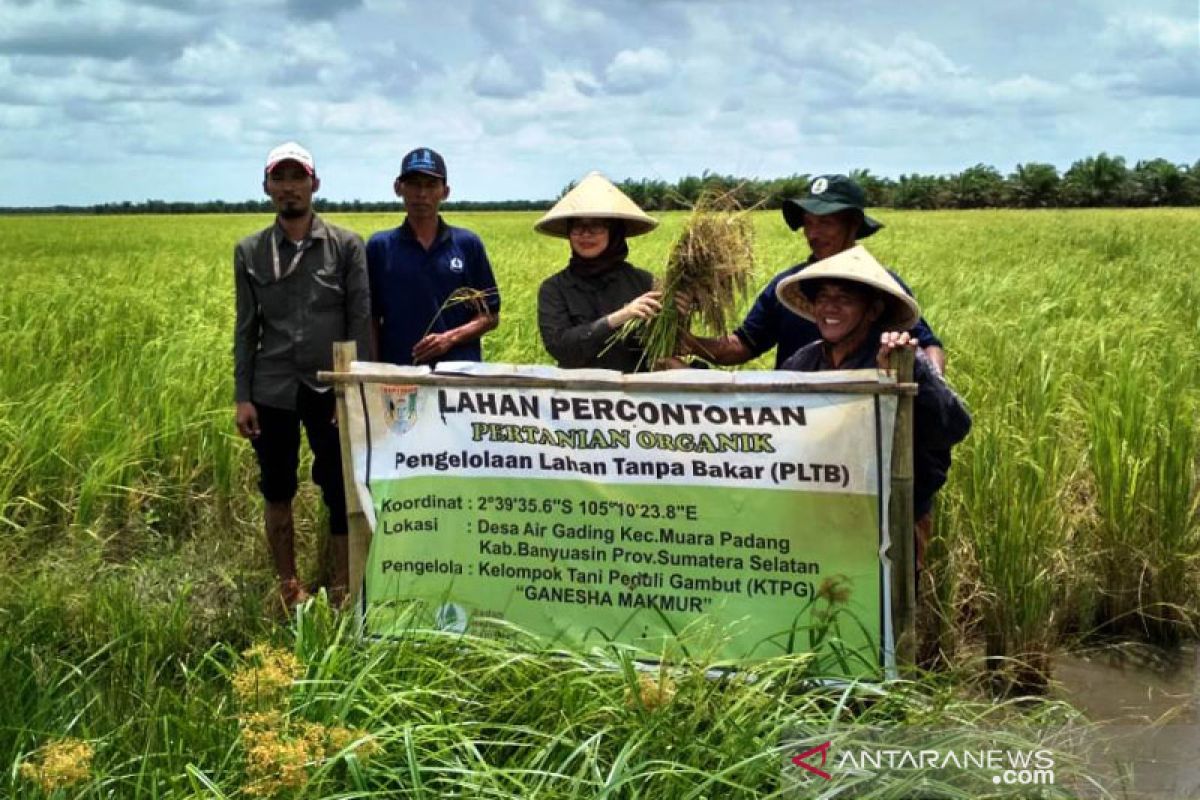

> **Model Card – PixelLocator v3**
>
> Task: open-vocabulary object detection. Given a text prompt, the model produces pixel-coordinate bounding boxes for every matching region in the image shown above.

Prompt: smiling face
[568,218,611,258]
[810,279,884,346]
[264,161,316,219]
[802,210,859,261]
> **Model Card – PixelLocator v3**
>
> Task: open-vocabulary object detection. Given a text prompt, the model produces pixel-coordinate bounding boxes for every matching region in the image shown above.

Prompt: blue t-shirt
[366,219,501,366]
[733,258,942,368]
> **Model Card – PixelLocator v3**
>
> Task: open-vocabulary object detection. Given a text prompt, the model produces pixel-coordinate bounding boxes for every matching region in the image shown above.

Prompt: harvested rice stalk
[420,286,499,339]
[613,192,755,369]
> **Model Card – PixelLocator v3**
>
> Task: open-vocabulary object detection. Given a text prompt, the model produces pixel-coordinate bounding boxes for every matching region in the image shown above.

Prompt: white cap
[265,142,315,175]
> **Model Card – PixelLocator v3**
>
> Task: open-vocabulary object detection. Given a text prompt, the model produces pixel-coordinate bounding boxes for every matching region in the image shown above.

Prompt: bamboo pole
[332,341,372,618]
[316,369,918,396]
[888,348,917,673]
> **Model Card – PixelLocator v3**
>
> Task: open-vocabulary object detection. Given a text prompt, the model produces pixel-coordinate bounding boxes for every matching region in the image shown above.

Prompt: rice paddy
[1,208,1197,797]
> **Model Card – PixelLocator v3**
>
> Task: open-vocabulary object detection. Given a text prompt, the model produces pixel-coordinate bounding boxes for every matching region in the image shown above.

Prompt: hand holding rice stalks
[420,286,498,338]
[616,191,756,369]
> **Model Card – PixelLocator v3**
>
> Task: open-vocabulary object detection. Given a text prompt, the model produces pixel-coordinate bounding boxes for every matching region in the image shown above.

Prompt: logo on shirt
[811,177,829,195]
[448,256,465,273]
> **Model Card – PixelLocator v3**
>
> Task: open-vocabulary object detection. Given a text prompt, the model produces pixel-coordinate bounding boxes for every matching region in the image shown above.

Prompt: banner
[344,364,898,676]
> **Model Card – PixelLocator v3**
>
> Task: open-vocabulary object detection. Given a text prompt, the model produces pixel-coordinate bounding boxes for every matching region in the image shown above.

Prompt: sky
[2,0,1198,205]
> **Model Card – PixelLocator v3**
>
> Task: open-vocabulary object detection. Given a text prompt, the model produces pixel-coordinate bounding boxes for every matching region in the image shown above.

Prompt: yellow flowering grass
[18,737,94,793]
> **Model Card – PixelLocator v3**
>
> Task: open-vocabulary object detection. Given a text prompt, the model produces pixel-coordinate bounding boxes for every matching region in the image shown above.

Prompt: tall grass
[0,209,1197,688]
[1,582,1097,798]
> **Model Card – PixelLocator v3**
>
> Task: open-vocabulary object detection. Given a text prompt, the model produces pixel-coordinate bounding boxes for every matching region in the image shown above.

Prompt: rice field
[1,209,1197,797]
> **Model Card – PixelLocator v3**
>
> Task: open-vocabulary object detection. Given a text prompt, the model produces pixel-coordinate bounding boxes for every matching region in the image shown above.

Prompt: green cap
[781,174,883,239]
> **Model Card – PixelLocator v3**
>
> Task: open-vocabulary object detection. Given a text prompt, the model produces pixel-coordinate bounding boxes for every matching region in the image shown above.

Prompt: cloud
[471,52,544,98]
[604,47,671,94]
[0,0,1197,206]
[1083,12,1200,97]
[1100,12,1194,55]
[988,74,1068,107]
[285,0,364,20]
[0,1,202,62]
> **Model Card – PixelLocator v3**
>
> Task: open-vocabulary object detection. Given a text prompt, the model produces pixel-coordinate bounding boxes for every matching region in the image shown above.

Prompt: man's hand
[876,331,918,370]
[607,291,662,328]
[674,288,698,316]
[235,402,260,439]
[412,332,457,364]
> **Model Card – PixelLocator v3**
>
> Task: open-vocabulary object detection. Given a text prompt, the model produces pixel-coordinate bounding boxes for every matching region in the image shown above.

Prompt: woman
[535,172,663,373]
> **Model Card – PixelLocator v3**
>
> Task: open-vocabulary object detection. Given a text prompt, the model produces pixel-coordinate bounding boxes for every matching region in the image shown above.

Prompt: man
[367,148,500,366]
[775,246,971,568]
[233,141,371,608]
[683,174,946,374]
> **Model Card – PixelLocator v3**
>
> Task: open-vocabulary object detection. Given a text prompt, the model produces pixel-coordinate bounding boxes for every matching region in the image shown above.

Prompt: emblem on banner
[434,602,468,633]
[381,385,421,435]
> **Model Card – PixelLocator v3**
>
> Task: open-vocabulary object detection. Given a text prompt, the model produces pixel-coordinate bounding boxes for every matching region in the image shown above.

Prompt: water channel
[1053,645,1199,799]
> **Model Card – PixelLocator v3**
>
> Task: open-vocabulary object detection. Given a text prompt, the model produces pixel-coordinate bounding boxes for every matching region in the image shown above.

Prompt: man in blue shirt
[682,174,946,374]
[367,148,500,365]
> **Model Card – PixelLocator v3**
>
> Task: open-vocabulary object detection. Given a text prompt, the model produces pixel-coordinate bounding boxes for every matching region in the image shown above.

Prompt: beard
[278,205,308,219]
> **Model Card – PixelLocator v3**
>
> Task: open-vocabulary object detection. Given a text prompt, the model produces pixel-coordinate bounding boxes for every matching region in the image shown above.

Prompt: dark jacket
[781,333,971,518]
[537,263,655,373]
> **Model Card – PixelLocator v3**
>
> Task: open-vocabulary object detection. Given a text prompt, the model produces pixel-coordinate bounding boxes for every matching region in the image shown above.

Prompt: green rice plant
[1,208,1199,782]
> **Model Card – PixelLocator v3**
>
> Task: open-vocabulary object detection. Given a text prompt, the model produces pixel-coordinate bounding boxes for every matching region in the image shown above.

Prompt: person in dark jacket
[535,172,663,373]
[776,245,971,567]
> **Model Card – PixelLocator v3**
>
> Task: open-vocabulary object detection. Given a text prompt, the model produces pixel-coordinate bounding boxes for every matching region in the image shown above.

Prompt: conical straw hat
[534,171,658,238]
[776,245,921,331]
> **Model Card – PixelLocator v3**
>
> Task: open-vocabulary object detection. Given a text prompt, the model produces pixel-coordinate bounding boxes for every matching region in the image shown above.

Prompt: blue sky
[2,0,1197,205]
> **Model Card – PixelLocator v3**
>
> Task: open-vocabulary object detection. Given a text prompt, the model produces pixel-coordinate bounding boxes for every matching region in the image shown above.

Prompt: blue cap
[399,147,447,181]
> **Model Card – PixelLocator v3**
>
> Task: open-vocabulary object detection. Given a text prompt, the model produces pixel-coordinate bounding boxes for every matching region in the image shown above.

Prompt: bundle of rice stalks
[616,191,756,369]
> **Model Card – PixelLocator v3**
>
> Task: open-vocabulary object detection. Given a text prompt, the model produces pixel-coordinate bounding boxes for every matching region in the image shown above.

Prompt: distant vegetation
[3,152,1198,214]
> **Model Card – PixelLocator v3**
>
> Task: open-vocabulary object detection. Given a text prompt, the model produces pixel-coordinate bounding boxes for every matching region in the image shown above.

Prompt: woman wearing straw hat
[776,245,971,567]
[535,172,664,373]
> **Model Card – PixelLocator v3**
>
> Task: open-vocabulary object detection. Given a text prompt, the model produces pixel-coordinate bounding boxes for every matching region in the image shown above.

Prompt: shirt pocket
[247,267,290,317]
[310,263,345,310]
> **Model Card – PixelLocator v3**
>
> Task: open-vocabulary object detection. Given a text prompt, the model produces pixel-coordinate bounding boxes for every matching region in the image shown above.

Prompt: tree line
[610,153,1200,211]
[4,153,1197,214]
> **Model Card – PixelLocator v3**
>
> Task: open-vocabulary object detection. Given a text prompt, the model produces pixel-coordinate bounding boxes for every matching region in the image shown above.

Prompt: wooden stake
[888,348,917,673]
[332,341,372,619]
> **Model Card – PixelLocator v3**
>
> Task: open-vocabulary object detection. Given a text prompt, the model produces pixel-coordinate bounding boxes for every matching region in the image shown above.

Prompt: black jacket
[537,263,654,373]
[781,334,971,518]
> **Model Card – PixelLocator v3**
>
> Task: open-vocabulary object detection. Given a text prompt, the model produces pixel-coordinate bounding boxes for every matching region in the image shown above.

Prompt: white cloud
[1100,12,1194,54]
[989,74,1068,104]
[0,0,1196,205]
[604,48,671,94]
[471,52,544,98]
